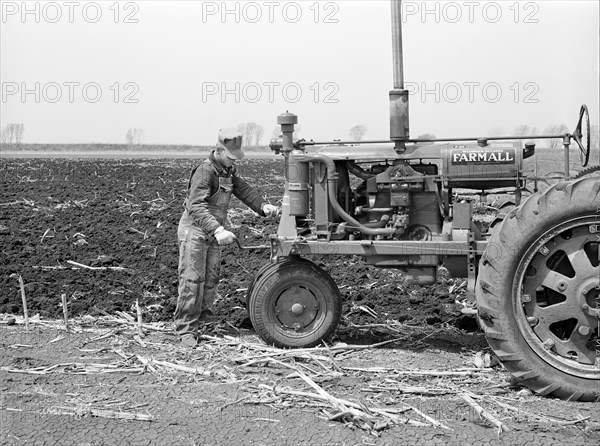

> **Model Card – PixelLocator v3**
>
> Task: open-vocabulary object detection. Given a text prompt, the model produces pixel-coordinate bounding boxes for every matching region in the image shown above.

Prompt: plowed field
[0,157,475,335]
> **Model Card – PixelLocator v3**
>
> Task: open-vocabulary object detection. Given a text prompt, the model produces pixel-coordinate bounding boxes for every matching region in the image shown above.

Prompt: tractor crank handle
[234,238,269,251]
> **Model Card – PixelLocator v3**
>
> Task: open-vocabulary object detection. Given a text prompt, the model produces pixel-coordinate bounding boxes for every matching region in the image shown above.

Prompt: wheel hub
[290,303,304,315]
[275,285,319,330]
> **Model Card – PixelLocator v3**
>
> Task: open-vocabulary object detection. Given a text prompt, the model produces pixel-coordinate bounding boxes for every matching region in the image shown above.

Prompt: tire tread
[476,177,600,401]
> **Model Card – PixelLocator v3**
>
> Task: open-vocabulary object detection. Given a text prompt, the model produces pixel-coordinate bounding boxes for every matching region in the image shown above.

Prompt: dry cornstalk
[40,228,53,243]
[113,348,132,360]
[93,308,168,332]
[227,336,405,364]
[86,329,122,343]
[363,385,455,396]
[3,368,48,375]
[52,405,153,421]
[257,384,428,428]
[487,396,590,426]
[252,418,280,423]
[342,367,493,376]
[293,369,443,431]
[218,396,251,411]
[234,350,332,365]
[32,265,68,270]
[129,227,148,239]
[139,357,211,376]
[135,299,144,338]
[49,335,65,344]
[136,355,157,373]
[460,392,508,435]
[115,310,135,322]
[403,403,452,430]
[17,274,29,332]
[343,323,406,334]
[2,361,144,375]
[134,335,146,347]
[61,294,69,332]
[354,304,378,318]
[344,366,478,376]
[237,354,331,373]
[67,260,127,271]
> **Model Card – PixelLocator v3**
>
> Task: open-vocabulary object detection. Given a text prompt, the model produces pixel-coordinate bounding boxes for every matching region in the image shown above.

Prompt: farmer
[174,127,279,347]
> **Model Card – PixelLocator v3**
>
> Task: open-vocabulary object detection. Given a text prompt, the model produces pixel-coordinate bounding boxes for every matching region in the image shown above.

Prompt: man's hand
[214,226,236,245]
[262,204,280,217]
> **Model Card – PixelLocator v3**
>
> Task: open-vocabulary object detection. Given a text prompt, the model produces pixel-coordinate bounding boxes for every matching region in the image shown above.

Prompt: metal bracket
[466,230,477,300]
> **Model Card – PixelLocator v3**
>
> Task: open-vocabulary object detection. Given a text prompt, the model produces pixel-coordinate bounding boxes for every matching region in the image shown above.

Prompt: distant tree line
[1,123,24,144]
[237,122,265,147]
[349,125,367,141]
[126,128,144,148]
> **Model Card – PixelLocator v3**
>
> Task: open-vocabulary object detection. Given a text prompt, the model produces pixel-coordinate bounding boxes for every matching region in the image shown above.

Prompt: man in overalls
[175,127,279,347]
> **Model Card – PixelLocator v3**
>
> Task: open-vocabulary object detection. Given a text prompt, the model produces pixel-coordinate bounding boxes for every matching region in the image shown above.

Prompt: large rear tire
[476,177,600,401]
[247,258,342,348]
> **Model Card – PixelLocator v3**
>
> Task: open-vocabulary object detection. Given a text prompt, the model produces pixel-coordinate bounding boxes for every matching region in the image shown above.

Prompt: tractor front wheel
[476,177,600,401]
[247,258,342,348]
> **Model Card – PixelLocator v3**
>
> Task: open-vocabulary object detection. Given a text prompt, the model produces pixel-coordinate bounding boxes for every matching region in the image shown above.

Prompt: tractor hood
[309,143,444,161]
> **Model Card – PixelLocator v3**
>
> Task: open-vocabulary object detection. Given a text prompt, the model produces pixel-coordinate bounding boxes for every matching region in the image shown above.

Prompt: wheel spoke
[532,300,580,326]
[540,269,575,295]
[554,326,597,366]
[568,248,598,280]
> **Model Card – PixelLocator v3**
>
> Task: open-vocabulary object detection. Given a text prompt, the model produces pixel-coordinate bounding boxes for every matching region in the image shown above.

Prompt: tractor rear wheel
[247,257,342,348]
[476,177,600,401]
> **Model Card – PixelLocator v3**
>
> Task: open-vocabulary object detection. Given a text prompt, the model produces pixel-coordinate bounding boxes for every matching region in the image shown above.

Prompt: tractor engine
[350,161,441,241]
[296,140,531,243]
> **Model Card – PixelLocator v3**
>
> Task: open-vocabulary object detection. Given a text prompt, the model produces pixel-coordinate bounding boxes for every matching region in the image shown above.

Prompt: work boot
[199,310,218,324]
[180,333,197,348]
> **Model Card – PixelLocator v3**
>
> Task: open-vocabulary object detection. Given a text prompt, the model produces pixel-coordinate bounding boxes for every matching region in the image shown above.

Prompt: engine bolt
[522,294,531,303]
[557,282,567,291]
[543,339,555,349]
[578,326,591,336]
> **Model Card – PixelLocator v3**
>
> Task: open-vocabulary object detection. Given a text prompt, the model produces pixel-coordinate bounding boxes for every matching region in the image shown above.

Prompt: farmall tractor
[245,1,599,401]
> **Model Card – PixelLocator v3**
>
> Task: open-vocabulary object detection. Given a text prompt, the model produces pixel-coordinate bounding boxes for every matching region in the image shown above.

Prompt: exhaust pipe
[390,0,410,151]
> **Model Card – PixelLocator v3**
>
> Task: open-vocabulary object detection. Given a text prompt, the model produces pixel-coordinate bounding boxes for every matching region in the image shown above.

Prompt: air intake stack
[389,0,410,152]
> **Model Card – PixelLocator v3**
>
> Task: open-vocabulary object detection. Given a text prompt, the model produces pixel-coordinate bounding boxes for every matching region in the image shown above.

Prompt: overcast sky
[1,0,599,145]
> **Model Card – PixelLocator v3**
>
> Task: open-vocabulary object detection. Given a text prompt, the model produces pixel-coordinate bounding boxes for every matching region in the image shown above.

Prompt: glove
[262,203,280,217]
[213,226,236,245]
